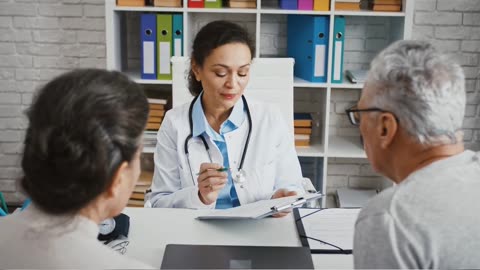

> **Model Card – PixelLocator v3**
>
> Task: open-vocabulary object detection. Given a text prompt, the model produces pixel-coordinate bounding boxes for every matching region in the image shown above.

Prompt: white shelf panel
[143,146,155,153]
[296,143,325,157]
[294,77,328,88]
[333,10,406,17]
[187,8,257,13]
[327,136,366,158]
[126,70,172,85]
[261,8,331,15]
[329,81,364,89]
[113,6,185,12]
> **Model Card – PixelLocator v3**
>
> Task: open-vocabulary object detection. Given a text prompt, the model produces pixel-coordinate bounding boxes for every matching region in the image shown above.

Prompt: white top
[0,205,153,269]
[147,98,304,209]
[354,150,480,269]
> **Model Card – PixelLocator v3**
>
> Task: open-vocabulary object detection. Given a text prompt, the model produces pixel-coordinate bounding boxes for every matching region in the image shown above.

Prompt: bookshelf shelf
[126,70,173,85]
[143,146,156,154]
[327,136,366,158]
[333,10,406,17]
[187,8,257,13]
[114,6,185,12]
[106,0,413,203]
[260,8,331,15]
[296,143,325,157]
[294,77,329,88]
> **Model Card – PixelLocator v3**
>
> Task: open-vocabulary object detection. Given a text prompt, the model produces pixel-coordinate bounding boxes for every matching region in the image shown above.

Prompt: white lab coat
[147,98,304,209]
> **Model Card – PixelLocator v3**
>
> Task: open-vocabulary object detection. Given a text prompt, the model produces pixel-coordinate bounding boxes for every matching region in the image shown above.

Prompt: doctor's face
[193,42,252,110]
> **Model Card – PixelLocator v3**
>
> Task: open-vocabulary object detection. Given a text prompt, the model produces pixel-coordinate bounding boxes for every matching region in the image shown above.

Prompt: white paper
[196,193,323,220]
[297,208,360,251]
[143,41,154,74]
[174,38,182,57]
[159,41,171,75]
[333,40,343,81]
[314,45,326,77]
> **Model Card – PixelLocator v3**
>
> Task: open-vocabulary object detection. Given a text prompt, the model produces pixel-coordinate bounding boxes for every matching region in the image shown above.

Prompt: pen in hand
[196,167,230,175]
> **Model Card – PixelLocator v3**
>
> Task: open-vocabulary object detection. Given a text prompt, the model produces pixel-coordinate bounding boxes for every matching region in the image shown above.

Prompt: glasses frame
[345,106,397,126]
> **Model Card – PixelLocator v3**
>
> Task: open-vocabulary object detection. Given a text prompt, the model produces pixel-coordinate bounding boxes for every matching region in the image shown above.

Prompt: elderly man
[348,40,480,269]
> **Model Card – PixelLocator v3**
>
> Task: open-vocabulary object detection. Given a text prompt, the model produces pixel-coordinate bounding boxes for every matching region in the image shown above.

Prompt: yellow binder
[157,14,173,80]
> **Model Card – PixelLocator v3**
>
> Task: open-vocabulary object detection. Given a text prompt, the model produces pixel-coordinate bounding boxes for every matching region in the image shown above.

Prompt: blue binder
[141,13,157,80]
[331,16,345,84]
[280,0,297,9]
[287,15,329,83]
[172,14,183,57]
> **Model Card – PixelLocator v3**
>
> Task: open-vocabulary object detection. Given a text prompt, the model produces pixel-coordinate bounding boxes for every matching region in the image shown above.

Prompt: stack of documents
[228,0,256,8]
[128,171,153,207]
[345,69,368,84]
[294,113,312,147]
[368,0,402,11]
[335,0,361,10]
[146,98,167,131]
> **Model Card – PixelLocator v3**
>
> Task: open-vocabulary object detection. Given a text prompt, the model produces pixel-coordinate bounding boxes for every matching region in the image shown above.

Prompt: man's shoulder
[357,187,396,222]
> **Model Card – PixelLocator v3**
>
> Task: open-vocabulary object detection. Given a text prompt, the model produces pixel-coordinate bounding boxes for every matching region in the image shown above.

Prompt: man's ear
[191,60,201,82]
[377,113,398,149]
[105,161,129,199]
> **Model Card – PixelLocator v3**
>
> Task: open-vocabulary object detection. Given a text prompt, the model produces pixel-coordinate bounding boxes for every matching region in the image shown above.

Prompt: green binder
[205,0,222,8]
[157,14,173,80]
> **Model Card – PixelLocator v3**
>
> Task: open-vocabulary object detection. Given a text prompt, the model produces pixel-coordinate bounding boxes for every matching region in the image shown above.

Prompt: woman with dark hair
[0,69,153,268]
[146,20,304,212]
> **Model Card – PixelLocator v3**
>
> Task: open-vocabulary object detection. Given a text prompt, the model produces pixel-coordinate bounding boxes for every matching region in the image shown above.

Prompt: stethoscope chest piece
[234,169,246,188]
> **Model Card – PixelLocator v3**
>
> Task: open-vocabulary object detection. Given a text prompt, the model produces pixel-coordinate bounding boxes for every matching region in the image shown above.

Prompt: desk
[123,207,353,269]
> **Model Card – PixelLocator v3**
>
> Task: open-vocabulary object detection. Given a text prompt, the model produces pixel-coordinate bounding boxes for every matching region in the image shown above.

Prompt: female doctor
[146,20,304,211]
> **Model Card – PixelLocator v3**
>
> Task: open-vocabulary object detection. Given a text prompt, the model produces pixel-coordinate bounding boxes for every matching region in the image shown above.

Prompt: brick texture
[0,0,106,203]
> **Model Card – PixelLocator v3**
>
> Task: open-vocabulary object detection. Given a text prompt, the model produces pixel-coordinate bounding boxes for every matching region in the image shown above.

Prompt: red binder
[188,0,204,8]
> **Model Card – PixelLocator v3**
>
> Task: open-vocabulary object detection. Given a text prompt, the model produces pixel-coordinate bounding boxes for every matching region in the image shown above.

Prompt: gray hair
[366,40,466,145]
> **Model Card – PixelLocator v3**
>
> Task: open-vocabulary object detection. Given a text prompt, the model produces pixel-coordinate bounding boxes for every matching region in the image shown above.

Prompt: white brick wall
[0,0,479,204]
[0,0,105,203]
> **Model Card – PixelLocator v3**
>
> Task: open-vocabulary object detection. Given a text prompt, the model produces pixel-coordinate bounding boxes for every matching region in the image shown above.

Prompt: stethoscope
[184,94,252,187]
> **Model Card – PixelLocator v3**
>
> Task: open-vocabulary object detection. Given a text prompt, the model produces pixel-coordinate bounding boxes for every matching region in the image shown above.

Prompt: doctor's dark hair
[21,69,149,215]
[188,20,255,96]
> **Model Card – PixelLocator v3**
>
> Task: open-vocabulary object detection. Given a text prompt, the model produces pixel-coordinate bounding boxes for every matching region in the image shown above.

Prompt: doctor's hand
[271,189,297,218]
[197,163,228,205]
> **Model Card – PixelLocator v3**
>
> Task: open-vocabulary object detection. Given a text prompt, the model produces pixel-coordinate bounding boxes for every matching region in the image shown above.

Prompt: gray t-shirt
[354,150,480,269]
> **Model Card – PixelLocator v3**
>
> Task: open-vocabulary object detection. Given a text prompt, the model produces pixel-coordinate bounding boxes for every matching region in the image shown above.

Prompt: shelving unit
[105,0,413,204]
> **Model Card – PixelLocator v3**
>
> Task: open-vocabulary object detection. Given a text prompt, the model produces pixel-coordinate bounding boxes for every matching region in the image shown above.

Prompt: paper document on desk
[196,192,323,220]
[295,208,360,253]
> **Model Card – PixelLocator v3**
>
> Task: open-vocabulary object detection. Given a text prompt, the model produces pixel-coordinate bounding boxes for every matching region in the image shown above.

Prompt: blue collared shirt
[192,93,245,209]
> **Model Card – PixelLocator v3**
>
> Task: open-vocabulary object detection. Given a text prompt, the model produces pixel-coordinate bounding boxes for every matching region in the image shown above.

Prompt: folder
[313,0,329,11]
[188,0,204,7]
[287,15,329,83]
[140,14,157,80]
[157,14,172,81]
[279,0,297,10]
[204,0,222,8]
[331,16,345,83]
[298,0,313,10]
[172,14,183,57]
[117,0,145,6]
[196,192,323,220]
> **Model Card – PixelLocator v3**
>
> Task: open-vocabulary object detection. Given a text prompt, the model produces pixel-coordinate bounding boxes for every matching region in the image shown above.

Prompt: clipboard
[196,192,323,220]
[294,207,361,254]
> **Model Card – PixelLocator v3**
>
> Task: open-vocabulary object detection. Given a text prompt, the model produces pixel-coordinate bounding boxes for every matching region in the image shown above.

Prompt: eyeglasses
[345,105,397,126]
